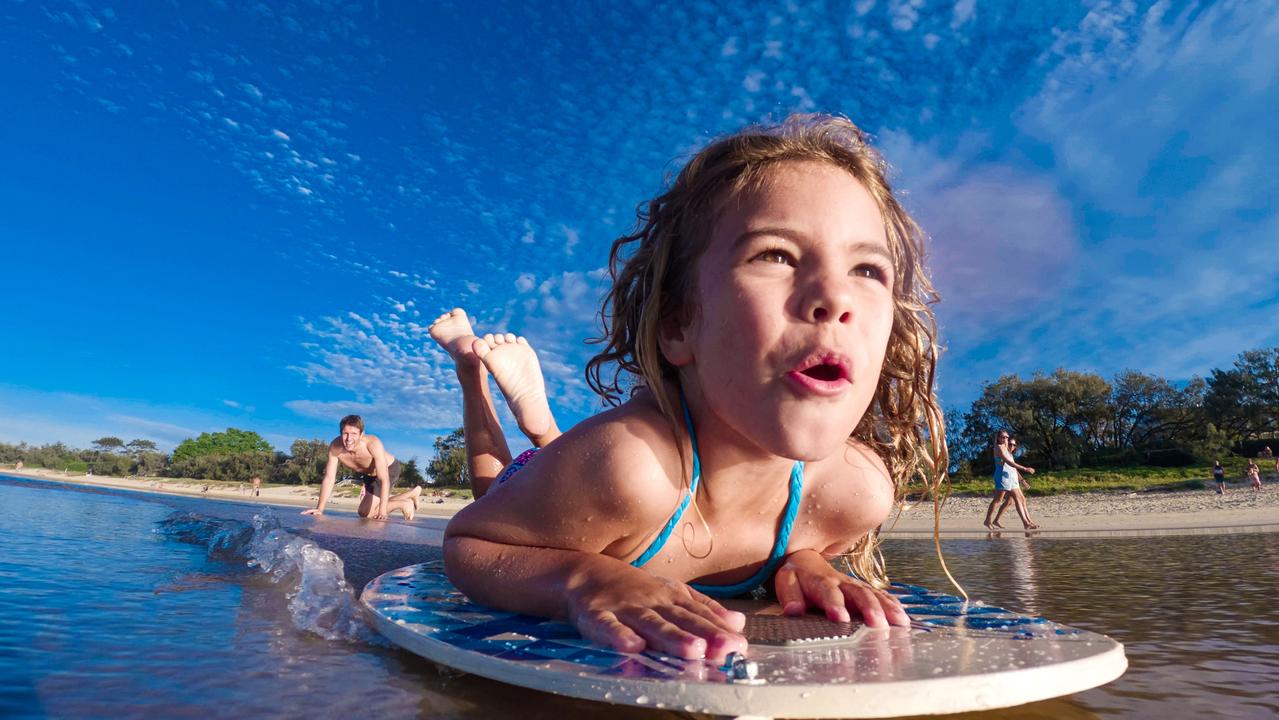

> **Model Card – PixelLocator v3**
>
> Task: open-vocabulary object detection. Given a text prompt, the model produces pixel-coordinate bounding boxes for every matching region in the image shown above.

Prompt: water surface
[1,475,1275,719]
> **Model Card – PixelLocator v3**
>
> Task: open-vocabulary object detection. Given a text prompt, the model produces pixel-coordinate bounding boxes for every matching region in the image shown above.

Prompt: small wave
[155,510,383,644]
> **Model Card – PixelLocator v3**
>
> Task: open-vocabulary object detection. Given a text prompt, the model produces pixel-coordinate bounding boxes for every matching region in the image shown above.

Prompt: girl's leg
[430,309,512,499]
[992,495,1012,528]
[984,491,1007,529]
[1013,490,1037,529]
[474,333,561,448]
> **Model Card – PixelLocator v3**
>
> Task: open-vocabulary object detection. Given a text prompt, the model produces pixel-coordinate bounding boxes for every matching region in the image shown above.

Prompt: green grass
[944,460,1272,497]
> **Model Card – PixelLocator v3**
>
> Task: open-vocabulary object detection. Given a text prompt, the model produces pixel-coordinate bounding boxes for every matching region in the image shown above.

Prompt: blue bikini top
[629,393,804,598]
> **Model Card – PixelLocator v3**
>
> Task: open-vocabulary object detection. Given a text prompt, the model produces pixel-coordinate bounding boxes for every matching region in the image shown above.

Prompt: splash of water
[155,510,381,644]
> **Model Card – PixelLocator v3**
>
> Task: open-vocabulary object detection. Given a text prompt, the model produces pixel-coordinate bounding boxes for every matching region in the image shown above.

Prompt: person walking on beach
[251,475,261,497]
[302,415,422,520]
[1212,460,1226,494]
[990,437,1037,529]
[1247,459,1262,491]
[984,431,1037,530]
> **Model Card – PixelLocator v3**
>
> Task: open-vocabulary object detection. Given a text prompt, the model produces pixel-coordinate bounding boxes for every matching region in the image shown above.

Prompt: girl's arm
[998,445,1035,474]
[772,547,909,627]
[770,444,907,628]
[443,533,745,660]
[442,418,746,660]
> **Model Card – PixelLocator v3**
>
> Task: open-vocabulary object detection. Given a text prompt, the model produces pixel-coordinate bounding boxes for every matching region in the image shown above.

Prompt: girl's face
[665,161,895,461]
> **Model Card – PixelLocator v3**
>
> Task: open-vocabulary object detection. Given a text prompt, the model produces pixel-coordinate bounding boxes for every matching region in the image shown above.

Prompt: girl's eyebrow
[734,227,893,263]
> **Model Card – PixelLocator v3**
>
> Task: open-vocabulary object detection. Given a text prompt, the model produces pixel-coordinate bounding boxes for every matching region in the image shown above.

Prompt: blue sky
[2,0,1276,464]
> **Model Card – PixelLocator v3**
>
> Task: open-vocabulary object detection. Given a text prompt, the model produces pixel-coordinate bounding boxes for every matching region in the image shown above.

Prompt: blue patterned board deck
[362,562,1126,718]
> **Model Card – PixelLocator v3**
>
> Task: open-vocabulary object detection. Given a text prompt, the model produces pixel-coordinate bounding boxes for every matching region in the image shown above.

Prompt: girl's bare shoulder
[446,396,685,551]
[553,397,684,504]
[802,438,896,552]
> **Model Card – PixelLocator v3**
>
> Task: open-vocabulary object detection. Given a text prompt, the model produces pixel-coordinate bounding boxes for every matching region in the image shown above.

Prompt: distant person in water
[1247,459,1262,491]
[984,430,1037,530]
[302,415,422,520]
[990,437,1037,529]
[427,309,562,499]
[251,475,262,497]
[1212,460,1226,494]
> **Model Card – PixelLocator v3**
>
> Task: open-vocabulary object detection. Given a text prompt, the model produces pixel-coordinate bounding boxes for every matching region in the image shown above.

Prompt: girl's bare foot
[1023,522,1039,530]
[992,521,1004,529]
[428,308,482,372]
[474,333,557,443]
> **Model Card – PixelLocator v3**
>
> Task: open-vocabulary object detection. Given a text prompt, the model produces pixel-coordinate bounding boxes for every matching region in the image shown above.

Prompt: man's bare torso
[331,435,397,474]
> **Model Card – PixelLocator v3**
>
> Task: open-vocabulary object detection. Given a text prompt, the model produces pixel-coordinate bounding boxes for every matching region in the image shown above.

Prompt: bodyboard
[362,562,1125,718]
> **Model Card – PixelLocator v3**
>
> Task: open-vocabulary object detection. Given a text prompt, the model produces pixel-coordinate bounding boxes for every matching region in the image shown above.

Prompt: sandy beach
[2,466,470,519]
[5,466,1276,538]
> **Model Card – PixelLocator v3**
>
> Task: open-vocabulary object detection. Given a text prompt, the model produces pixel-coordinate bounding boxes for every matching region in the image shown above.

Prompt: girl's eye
[753,249,793,265]
[853,263,890,284]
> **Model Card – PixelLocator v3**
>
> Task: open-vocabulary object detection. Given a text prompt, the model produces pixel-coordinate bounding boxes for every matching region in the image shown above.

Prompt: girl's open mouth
[787,354,851,395]
[800,362,845,382]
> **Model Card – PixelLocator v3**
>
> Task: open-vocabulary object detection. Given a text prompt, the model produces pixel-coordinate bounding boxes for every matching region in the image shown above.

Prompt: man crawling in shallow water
[302,414,422,520]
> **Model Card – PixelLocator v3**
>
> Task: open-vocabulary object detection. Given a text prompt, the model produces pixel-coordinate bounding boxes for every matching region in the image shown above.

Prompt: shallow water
[1,475,1276,719]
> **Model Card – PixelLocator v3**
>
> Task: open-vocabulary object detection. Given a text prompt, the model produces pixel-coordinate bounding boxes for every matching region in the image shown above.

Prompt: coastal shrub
[168,451,276,481]
[171,429,273,464]
[276,439,328,485]
[89,453,135,477]
[1143,446,1197,467]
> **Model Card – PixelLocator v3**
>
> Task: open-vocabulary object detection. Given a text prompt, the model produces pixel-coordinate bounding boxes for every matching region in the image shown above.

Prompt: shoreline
[1,467,469,519]
[5,466,1276,538]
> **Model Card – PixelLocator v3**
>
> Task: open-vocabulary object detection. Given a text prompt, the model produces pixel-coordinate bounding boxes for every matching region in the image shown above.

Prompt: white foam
[156,510,383,644]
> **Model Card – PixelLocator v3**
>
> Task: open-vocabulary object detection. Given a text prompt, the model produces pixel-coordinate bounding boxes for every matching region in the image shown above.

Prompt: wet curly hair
[585,114,950,589]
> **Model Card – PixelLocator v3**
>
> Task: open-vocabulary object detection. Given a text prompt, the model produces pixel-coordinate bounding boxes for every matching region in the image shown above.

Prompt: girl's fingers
[839,583,892,628]
[615,607,708,659]
[687,587,747,632]
[773,564,808,616]
[661,605,748,661]
[577,610,647,654]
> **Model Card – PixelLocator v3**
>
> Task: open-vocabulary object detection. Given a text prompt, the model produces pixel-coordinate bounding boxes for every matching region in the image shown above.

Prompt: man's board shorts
[357,460,402,496]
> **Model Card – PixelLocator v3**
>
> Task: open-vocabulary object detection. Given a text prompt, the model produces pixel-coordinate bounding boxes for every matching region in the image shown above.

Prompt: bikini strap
[690,459,802,598]
[631,392,805,600]
[629,392,701,568]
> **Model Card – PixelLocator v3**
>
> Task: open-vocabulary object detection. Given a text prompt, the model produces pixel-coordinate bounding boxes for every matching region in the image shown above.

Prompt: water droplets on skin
[634,694,651,705]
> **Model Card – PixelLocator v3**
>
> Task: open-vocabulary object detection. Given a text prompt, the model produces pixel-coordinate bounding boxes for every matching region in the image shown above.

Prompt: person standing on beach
[1212,460,1226,494]
[302,415,421,520]
[251,475,261,497]
[1247,459,1262,491]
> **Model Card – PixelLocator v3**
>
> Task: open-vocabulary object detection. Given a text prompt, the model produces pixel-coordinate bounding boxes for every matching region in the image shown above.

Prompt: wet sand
[2,466,468,519]
[885,485,1279,539]
[6,466,1276,539]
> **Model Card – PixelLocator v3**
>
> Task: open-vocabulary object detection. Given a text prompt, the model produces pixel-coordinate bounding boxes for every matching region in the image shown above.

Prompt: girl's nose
[804,276,853,324]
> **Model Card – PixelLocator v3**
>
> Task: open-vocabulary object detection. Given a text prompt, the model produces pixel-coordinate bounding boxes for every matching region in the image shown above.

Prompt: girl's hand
[565,561,747,661]
[773,549,909,628]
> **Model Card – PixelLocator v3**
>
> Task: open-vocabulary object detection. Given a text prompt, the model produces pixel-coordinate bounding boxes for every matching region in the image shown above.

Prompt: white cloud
[951,0,975,28]
[272,129,291,141]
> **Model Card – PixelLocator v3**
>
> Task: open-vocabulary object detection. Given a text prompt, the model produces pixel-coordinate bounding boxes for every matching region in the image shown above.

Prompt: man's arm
[301,446,340,516]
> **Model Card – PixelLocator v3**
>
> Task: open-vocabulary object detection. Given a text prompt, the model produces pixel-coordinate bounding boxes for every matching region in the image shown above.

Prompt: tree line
[949,347,1278,474]
[4,346,1273,484]
[0,428,427,487]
